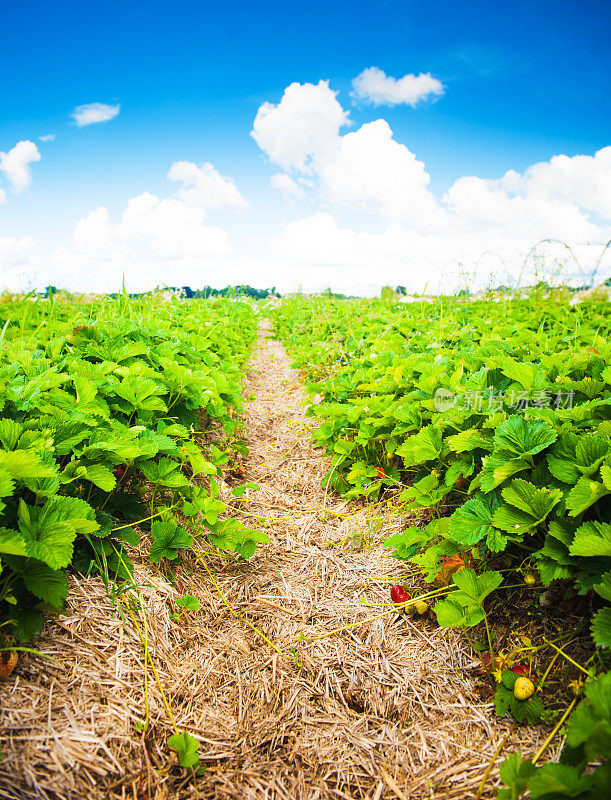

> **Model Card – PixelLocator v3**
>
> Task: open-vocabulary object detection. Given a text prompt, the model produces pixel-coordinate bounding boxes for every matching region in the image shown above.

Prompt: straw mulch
[0,322,553,800]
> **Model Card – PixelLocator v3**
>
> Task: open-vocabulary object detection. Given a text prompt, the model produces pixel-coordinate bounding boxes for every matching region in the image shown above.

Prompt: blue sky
[1,0,610,294]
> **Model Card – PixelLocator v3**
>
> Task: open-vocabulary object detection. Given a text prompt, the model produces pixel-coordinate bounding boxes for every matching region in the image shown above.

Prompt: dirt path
[0,322,547,800]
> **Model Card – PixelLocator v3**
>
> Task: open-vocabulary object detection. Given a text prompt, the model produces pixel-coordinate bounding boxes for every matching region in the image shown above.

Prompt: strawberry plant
[0,292,265,646]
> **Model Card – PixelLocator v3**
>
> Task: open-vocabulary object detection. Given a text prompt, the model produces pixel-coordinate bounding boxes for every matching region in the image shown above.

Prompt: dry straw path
[0,322,547,800]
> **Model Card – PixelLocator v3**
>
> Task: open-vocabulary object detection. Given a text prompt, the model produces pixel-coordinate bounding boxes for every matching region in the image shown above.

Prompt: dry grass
[0,322,553,800]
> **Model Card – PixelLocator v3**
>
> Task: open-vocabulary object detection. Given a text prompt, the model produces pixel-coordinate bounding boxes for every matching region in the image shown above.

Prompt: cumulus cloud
[0,188,6,205]
[270,173,305,200]
[0,140,41,192]
[251,80,349,172]
[351,67,444,107]
[51,191,234,293]
[72,102,120,127]
[39,134,55,142]
[167,161,248,210]
[250,81,611,291]
[321,120,439,225]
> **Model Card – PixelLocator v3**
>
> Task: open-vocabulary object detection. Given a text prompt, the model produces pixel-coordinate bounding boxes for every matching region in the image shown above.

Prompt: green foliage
[434,568,502,628]
[270,293,611,650]
[167,730,201,769]
[0,293,261,642]
[499,672,611,798]
[494,669,544,724]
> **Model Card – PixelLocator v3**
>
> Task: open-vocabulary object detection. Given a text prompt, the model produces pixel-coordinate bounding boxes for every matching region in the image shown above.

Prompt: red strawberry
[390,585,410,604]
[511,664,538,679]
[114,465,126,481]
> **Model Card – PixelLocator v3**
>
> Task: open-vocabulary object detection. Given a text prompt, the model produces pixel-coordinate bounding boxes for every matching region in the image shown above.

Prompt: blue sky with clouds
[1,0,610,294]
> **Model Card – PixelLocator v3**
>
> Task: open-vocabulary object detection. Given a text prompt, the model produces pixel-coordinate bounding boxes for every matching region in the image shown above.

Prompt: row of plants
[271,289,610,798]
[0,290,264,658]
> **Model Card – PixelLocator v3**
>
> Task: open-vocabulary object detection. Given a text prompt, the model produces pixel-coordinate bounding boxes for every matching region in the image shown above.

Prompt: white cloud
[321,119,439,225]
[51,191,233,293]
[270,173,305,200]
[0,188,6,205]
[72,102,120,127]
[0,140,41,192]
[39,134,55,142]
[351,67,444,107]
[0,236,41,292]
[167,161,248,210]
[251,80,349,172]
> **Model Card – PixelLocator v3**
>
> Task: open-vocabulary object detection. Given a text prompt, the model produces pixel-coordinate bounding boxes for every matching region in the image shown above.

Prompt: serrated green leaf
[566,477,609,516]
[446,427,492,453]
[80,463,116,491]
[566,672,611,757]
[149,520,193,563]
[395,425,443,465]
[0,526,28,556]
[140,457,188,488]
[167,731,200,769]
[528,763,592,797]
[448,493,500,546]
[498,752,536,800]
[501,479,563,519]
[21,561,69,607]
[493,415,557,459]
[480,455,530,492]
[593,571,611,602]
[569,522,611,557]
[0,449,58,479]
[575,435,610,477]
[591,606,611,648]
[0,467,15,497]
[175,594,200,610]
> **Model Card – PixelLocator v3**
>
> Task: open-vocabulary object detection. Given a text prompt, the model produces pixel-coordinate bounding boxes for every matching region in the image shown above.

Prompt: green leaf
[493,415,557,459]
[166,731,200,769]
[149,520,193,563]
[569,522,611,557]
[0,526,28,556]
[0,449,58,479]
[528,763,593,797]
[548,433,580,484]
[11,606,45,642]
[21,561,69,607]
[501,479,563,519]
[0,467,15,497]
[384,526,432,560]
[510,693,543,724]
[452,568,503,605]
[575,435,610,477]
[493,479,564,535]
[434,597,485,628]
[593,571,611,602]
[591,606,611,648]
[175,594,199,610]
[566,477,609,516]
[79,463,116,491]
[446,427,492,453]
[480,455,530,492]
[395,425,443,465]
[566,672,611,758]
[448,493,500,546]
[140,457,188,488]
[498,752,536,800]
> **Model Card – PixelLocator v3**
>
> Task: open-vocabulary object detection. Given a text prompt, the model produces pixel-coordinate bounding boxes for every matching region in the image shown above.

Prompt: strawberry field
[1,287,610,799]
[272,289,611,799]
[0,291,263,658]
